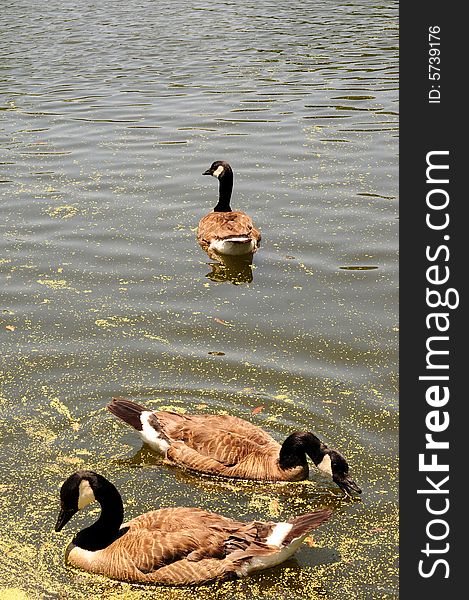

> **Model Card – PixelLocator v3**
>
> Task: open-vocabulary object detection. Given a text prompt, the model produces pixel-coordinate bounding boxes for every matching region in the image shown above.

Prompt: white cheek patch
[212,165,224,178]
[78,480,96,510]
[317,454,333,477]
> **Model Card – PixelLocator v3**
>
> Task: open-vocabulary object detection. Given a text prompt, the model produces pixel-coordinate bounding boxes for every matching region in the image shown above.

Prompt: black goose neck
[214,170,233,212]
[73,477,124,551]
[279,431,326,470]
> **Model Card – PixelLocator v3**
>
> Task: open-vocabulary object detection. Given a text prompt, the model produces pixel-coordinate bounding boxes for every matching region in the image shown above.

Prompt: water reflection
[114,444,356,507]
[205,254,254,284]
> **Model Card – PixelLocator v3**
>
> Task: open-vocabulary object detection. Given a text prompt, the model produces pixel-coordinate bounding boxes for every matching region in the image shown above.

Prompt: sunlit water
[0,1,398,598]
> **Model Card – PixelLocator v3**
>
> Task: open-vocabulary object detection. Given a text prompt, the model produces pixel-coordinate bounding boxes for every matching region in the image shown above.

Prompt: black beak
[202,169,212,175]
[55,506,77,532]
[336,475,362,496]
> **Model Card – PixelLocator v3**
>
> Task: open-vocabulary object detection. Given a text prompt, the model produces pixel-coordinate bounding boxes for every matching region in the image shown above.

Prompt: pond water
[0,1,398,598]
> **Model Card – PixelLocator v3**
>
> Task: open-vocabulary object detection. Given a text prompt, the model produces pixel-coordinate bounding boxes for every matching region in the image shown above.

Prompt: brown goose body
[55,471,333,585]
[198,161,261,257]
[162,411,304,482]
[197,211,261,258]
[107,398,362,495]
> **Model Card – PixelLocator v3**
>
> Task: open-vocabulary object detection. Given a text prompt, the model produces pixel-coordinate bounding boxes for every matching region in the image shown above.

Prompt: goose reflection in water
[205,253,254,284]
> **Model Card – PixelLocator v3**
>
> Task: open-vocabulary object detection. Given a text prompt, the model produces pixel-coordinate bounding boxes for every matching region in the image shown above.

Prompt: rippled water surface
[1,1,398,598]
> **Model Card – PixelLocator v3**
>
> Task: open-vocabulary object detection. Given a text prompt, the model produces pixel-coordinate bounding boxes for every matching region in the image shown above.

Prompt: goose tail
[107,397,149,431]
[211,236,257,255]
[285,508,333,544]
[229,508,333,578]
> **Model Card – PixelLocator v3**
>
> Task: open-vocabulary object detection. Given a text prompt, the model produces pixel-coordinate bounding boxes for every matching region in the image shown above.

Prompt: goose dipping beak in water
[107,398,362,496]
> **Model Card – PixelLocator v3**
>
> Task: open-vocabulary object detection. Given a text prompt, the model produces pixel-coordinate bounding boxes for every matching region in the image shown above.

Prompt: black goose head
[55,470,124,532]
[327,450,362,496]
[55,471,125,552]
[202,161,234,211]
[55,470,100,532]
[279,432,361,496]
[202,160,232,179]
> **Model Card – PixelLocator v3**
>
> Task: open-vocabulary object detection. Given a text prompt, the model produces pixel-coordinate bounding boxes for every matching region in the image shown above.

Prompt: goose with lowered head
[107,397,361,495]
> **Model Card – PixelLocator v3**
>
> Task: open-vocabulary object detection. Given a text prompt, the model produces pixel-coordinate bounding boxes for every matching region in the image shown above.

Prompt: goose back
[197,211,261,255]
[152,411,307,481]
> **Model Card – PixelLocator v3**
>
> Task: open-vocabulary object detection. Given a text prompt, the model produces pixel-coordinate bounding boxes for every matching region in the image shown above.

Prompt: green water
[0,1,398,598]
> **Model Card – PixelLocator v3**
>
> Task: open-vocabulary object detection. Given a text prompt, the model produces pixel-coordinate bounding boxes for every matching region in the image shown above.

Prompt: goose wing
[197,211,261,245]
[136,522,279,585]
[157,412,280,466]
[128,509,333,584]
[106,508,243,582]
[113,508,279,584]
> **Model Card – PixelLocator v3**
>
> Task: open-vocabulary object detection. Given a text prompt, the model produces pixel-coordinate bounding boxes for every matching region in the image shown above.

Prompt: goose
[107,398,361,495]
[198,161,261,257]
[55,470,333,585]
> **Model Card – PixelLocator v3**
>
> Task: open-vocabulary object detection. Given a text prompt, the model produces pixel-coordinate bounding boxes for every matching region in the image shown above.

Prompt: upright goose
[55,470,332,585]
[198,161,261,257]
[107,398,361,495]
